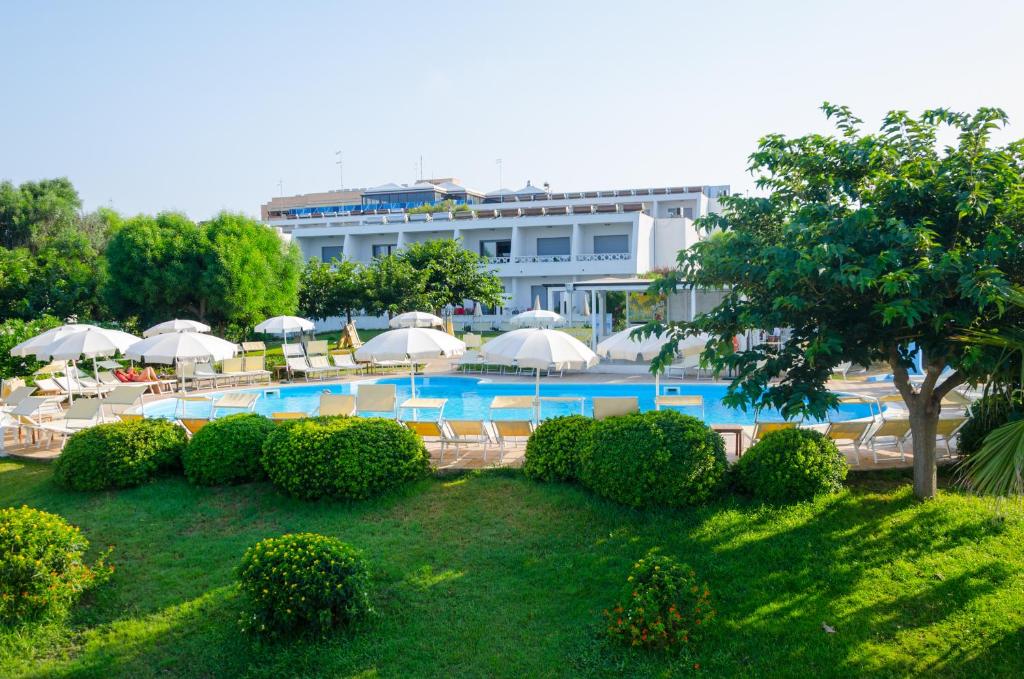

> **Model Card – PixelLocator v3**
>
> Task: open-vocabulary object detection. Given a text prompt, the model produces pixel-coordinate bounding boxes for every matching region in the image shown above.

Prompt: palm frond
[957,419,1024,497]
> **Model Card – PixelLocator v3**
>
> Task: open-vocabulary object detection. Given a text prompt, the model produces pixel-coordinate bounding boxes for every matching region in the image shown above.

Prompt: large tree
[646,105,1024,500]
[362,254,428,318]
[298,258,365,324]
[399,238,505,313]
[0,178,81,251]
[105,212,302,335]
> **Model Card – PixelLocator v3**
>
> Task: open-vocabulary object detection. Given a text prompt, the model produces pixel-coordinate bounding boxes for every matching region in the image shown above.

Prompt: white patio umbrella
[36,327,143,403]
[512,309,566,328]
[389,311,444,329]
[125,331,237,392]
[596,325,673,398]
[143,319,211,337]
[481,328,599,420]
[9,323,99,358]
[255,315,315,351]
[354,327,466,397]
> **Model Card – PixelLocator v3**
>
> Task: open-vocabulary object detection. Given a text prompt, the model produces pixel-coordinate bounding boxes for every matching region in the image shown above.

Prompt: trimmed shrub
[237,533,372,637]
[182,413,276,486]
[0,506,112,624]
[260,416,431,500]
[605,553,714,650]
[523,415,594,482]
[579,411,728,508]
[53,419,187,491]
[736,428,847,502]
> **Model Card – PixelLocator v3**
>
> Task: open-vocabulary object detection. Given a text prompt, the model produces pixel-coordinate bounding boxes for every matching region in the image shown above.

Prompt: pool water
[141,376,872,424]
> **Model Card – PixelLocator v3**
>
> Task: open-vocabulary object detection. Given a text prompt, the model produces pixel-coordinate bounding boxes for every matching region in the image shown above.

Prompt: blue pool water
[141,376,872,424]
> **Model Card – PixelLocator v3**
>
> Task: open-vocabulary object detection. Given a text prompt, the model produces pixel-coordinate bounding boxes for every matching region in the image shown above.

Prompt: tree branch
[889,344,917,404]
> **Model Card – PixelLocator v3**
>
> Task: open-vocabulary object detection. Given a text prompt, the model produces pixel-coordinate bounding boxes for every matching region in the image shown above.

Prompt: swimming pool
[141,376,873,424]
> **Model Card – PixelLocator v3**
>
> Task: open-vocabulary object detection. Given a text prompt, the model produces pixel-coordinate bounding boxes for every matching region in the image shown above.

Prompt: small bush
[0,506,112,624]
[237,533,372,637]
[53,419,187,491]
[260,416,431,500]
[579,411,728,507]
[523,415,594,482]
[736,428,847,502]
[605,553,714,651]
[182,413,276,486]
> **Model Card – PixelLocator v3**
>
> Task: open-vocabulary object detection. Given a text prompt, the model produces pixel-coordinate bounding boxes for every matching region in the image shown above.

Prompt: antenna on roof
[334,150,343,189]
[277,179,283,196]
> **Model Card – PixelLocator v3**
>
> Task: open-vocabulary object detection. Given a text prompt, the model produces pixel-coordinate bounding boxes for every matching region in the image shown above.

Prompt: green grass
[1,463,1022,678]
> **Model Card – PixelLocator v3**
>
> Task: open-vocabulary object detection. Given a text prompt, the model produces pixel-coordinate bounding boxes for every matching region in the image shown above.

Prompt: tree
[104,212,302,336]
[399,238,504,313]
[0,315,62,378]
[298,258,365,324]
[0,178,81,251]
[645,105,1024,500]
[362,255,428,318]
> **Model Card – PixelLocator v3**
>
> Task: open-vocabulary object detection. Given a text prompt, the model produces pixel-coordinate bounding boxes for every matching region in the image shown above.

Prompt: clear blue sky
[3,1,1022,219]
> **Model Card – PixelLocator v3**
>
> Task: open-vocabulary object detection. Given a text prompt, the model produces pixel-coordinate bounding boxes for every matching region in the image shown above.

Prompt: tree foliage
[298,258,366,323]
[362,254,429,318]
[643,104,1024,499]
[0,178,81,251]
[398,238,504,312]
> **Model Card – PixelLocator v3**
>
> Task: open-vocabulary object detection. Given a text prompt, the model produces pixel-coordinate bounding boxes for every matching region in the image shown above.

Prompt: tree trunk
[907,397,940,499]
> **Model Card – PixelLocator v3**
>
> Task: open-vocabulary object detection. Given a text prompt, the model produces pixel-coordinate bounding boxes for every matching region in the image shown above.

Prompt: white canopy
[389,311,444,329]
[512,309,566,328]
[596,326,672,362]
[9,323,99,358]
[38,327,142,361]
[255,316,314,335]
[355,327,466,397]
[143,319,211,338]
[124,331,237,364]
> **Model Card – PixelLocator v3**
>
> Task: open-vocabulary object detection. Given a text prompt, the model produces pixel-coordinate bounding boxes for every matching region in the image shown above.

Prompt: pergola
[566,277,700,348]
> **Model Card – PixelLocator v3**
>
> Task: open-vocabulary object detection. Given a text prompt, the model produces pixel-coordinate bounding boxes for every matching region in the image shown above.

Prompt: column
[571,222,581,258]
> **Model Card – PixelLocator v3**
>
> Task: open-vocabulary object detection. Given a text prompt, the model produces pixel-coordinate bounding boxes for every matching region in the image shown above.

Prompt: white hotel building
[263,178,729,335]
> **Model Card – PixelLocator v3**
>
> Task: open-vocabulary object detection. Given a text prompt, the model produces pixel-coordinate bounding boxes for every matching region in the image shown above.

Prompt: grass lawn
[1,463,1022,678]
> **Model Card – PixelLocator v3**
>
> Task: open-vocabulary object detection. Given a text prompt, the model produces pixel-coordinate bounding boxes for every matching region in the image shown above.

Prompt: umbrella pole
[655,371,660,410]
[535,367,541,423]
[68,360,75,405]
[410,360,416,399]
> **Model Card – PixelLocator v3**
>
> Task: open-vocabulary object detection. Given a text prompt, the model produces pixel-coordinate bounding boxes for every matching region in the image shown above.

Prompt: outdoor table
[400,397,447,421]
[711,424,744,457]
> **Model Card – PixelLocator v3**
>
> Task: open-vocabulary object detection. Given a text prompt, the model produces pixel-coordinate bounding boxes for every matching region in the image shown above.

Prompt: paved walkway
[1,362,962,471]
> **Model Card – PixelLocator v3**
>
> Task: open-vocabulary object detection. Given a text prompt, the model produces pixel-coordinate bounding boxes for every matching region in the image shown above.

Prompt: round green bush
[0,506,111,624]
[523,415,594,482]
[736,428,847,502]
[237,533,372,637]
[53,419,187,491]
[605,552,714,650]
[260,416,431,500]
[579,410,728,508]
[182,413,276,486]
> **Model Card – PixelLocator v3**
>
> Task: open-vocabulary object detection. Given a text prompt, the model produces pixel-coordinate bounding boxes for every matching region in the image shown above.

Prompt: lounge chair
[179,418,210,437]
[221,357,251,385]
[655,395,704,419]
[243,356,272,383]
[936,416,970,459]
[832,362,853,380]
[175,395,213,419]
[1,378,26,401]
[36,398,104,449]
[308,355,338,377]
[100,385,149,420]
[453,350,483,372]
[865,417,912,463]
[369,358,412,374]
[318,393,356,416]
[593,396,639,421]
[331,353,363,374]
[1,386,36,412]
[824,420,873,465]
[271,412,305,422]
[6,396,64,446]
[444,420,492,455]
[32,378,66,398]
[241,341,267,355]
[403,420,455,460]
[304,339,329,357]
[118,413,144,422]
[356,384,397,417]
[462,332,482,350]
[749,420,798,444]
[287,356,333,381]
[212,392,259,417]
[493,420,534,460]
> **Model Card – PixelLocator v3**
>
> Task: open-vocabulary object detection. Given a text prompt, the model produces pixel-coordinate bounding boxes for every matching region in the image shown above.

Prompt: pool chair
[304,340,329,358]
[270,412,305,423]
[749,420,799,445]
[1,386,36,413]
[178,418,210,437]
[356,384,397,418]
[403,421,455,461]
[287,357,332,381]
[318,393,356,417]
[36,398,104,449]
[936,416,970,459]
[592,397,639,421]
[118,413,144,422]
[832,362,854,380]
[331,353,363,374]
[865,417,912,463]
[221,358,252,385]
[308,355,339,377]
[452,350,483,373]
[100,385,149,420]
[462,332,482,350]
[493,420,535,461]
[666,347,704,380]
[444,420,492,456]
[242,355,272,383]
[31,378,67,399]
[824,420,873,465]
[241,341,266,356]
[1,378,26,401]
[655,395,705,419]
[212,392,259,417]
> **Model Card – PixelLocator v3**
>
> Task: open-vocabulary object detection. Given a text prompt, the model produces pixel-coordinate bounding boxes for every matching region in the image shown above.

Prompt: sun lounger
[444,420,492,455]
[318,393,356,416]
[369,359,412,374]
[37,398,104,448]
[242,356,271,383]
[824,420,872,465]
[304,340,329,357]
[221,357,252,384]
[865,417,912,463]
[453,350,483,372]
[241,341,266,355]
[331,353,363,373]
[493,420,534,460]
[179,418,210,437]
[211,392,259,417]
[6,396,64,446]
[100,385,149,420]
[175,395,213,419]
[356,384,397,417]
[593,397,639,421]
[403,420,457,460]
[287,356,334,381]
[271,412,305,422]
[118,413,144,422]
[1,386,36,412]
[832,362,853,380]
[655,395,705,419]
[749,420,798,444]
[32,377,66,398]
[936,416,969,459]
[308,355,338,377]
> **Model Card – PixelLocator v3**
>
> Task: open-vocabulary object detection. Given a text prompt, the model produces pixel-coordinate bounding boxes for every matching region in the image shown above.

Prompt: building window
[593,234,629,254]
[321,246,344,262]
[372,243,397,258]
[536,236,570,256]
[479,239,511,259]
[683,206,695,219]
[667,207,681,217]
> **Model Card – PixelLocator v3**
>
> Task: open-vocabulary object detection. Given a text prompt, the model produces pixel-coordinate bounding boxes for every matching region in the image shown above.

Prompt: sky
[3,0,1023,220]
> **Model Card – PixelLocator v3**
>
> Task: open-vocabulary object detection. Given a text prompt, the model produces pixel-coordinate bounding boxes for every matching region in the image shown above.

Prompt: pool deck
[1,360,964,472]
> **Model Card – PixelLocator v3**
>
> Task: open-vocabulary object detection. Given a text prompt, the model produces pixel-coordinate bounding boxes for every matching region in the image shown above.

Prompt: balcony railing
[484,256,511,264]
[574,252,631,262]
[513,254,573,264]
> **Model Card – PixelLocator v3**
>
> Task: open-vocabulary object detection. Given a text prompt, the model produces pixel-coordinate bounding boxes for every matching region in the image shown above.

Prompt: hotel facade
[263,178,729,334]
